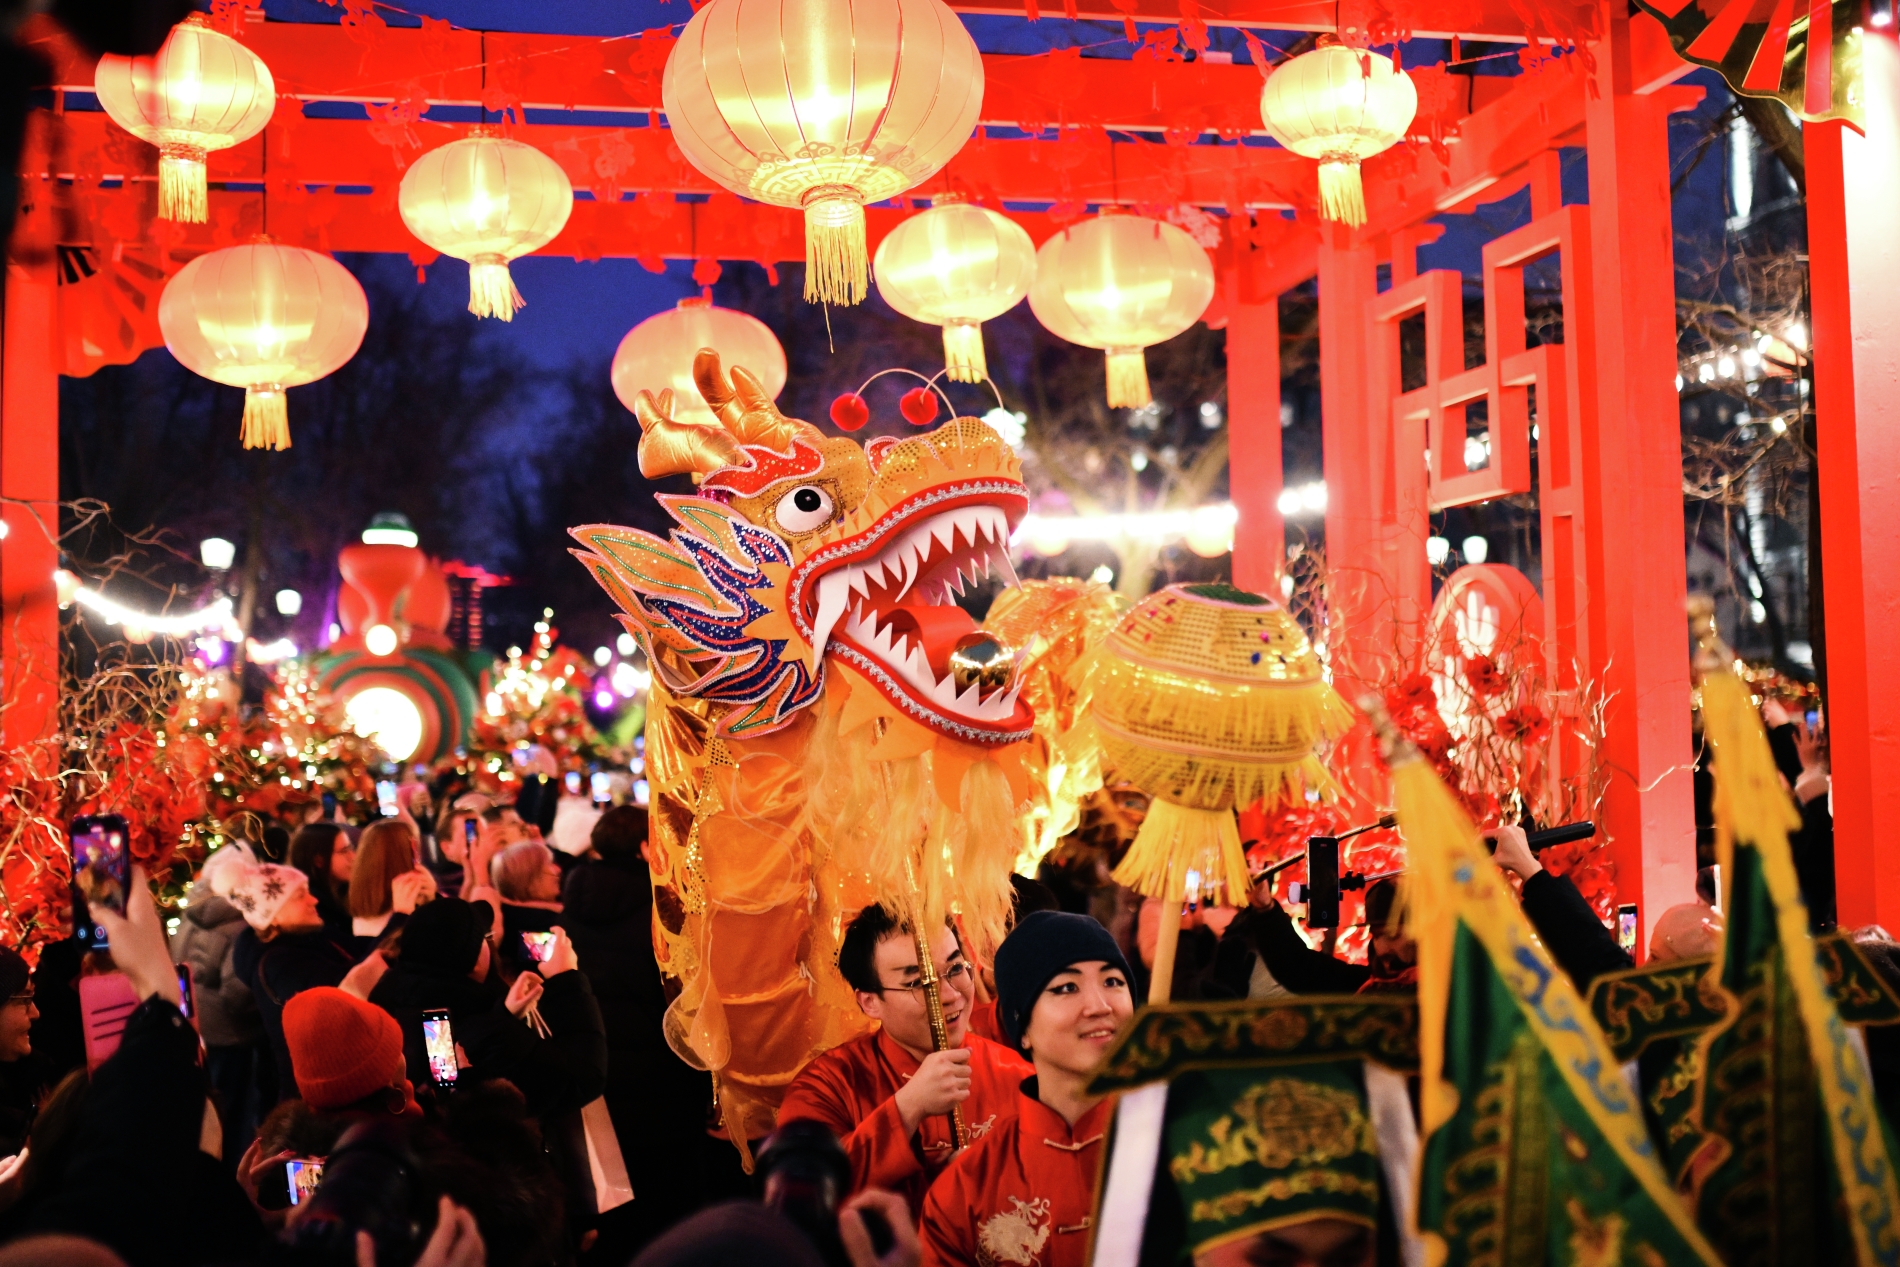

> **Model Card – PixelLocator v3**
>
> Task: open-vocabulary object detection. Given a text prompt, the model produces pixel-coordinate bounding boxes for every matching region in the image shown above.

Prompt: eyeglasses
[6,993,34,1006]
[880,961,973,994]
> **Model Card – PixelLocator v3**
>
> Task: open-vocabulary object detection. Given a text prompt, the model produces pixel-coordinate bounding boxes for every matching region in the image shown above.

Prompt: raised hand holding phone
[535,926,578,978]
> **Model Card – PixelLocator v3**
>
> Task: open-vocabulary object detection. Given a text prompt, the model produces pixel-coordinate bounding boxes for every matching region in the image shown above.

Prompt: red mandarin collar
[1016,1079,1115,1152]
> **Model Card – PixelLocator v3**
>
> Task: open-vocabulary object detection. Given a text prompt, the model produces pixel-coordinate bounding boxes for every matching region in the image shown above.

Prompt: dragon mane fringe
[804,708,1019,964]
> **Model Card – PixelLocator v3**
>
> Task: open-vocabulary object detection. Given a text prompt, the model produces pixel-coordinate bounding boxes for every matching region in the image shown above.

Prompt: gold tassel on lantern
[1317,158,1368,228]
[1104,348,1152,410]
[467,255,526,321]
[942,320,988,383]
[158,143,209,223]
[241,386,292,451]
[803,192,869,306]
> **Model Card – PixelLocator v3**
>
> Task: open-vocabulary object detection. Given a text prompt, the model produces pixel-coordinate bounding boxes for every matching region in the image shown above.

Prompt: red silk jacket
[919,1086,1115,1267]
[778,1027,1033,1215]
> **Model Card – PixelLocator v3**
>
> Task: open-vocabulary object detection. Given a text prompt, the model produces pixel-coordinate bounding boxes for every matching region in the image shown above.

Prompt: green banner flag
[1391,746,1722,1267]
[1678,612,1900,1266]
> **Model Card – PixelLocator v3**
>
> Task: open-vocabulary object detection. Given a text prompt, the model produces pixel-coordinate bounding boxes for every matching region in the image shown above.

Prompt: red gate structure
[5,0,1898,935]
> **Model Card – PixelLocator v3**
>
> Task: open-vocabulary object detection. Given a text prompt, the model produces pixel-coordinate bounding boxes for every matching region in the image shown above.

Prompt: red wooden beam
[42,112,1315,213]
[944,0,1538,39]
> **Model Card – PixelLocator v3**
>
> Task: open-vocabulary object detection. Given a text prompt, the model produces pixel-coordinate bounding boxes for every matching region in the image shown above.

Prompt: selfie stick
[912,925,970,1151]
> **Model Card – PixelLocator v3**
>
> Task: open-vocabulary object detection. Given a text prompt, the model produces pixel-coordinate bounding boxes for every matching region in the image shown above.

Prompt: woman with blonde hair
[348,819,436,950]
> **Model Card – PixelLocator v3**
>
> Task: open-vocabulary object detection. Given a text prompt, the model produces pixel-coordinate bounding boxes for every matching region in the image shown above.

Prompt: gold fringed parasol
[1089,583,1352,1001]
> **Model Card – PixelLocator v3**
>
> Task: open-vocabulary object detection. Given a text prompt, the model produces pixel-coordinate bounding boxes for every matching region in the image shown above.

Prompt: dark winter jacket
[23,998,263,1265]
[233,925,359,1102]
[170,894,261,1048]
[562,856,716,1238]
[369,960,607,1119]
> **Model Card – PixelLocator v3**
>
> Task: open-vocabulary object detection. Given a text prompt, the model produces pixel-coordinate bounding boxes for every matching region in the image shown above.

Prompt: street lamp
[275,589,303,616]
[200,537,236,570]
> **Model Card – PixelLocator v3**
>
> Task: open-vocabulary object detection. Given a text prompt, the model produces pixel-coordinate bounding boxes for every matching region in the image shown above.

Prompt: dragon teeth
[810,571,852,673]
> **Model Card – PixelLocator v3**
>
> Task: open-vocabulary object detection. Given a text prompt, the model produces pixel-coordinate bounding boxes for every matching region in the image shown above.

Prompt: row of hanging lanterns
[97,6,1414,451]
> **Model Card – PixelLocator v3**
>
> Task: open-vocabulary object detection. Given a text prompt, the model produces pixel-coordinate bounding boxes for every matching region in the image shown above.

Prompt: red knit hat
[282,987,406,1110]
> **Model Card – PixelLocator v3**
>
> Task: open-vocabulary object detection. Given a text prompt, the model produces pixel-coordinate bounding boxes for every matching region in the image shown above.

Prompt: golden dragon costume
[571,350,1105,1151]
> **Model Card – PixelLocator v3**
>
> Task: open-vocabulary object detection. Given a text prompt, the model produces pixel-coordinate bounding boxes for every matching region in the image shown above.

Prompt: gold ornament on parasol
[1090,582,1352,1000]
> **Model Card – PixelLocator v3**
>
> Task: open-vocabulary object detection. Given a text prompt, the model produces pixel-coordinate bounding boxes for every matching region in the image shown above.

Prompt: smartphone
[421,1007,458,1087]
[1304,836,1341,930]
[285,1158,324,1207]
[70,814,131,951]
[175,963,196,1020]
[564,770,583,797]
[591,772,612,805]
[1805,708,1820,730]
[1616,903,1640,955]
[522,931,557,964]
[321,791,338,819]
[376,780,400,819]
[463,817,479,849]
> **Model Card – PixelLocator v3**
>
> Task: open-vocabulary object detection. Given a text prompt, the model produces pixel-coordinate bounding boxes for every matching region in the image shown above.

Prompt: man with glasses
[779,903,1032,1217]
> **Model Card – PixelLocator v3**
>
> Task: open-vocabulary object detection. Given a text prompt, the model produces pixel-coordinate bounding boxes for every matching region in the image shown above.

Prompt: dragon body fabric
[572,351,1080,1151]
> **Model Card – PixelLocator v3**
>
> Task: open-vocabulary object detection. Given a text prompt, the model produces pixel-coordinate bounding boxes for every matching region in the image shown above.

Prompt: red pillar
[1,117,61,749]
[1318,228,1384,697]
[1807,33,1900,928]
[1582,2,1698,944]
[1226,284,1284,595]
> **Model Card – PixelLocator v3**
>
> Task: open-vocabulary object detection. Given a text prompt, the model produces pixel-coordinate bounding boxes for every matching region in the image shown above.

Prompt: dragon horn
[634,387,743,480]
[693,348,817,451]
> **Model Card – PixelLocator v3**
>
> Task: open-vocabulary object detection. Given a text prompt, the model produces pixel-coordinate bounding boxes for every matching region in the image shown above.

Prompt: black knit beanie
[994,910,1132,1055]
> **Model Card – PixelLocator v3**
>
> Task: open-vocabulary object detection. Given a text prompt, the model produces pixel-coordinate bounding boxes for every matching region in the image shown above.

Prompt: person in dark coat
[368,897,607,1120]
[1238,823,1631,997]
[171,848,266,1166]
[0,947,40,1160]
[22,866,264,1266]
[561,805,718,1256]
[222,848,361,1104]
[491,840,564,979]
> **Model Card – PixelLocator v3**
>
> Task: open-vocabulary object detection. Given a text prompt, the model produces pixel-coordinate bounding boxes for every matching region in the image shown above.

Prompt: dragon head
[573,350,1033,743]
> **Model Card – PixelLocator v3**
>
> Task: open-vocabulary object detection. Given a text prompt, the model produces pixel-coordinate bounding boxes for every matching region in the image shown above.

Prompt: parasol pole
[1148,856,1183,1005]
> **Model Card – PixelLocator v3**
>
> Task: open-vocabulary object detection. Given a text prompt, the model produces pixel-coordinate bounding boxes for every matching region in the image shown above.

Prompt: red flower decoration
[1496,703,1551,745]
[1389,672,1437,715]
[1463,655,1508,699]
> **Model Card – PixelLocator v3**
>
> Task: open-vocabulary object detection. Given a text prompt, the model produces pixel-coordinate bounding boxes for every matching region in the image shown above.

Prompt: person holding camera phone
[368,898,606,1121]
[919,911,1135,1267]
[20,863,267,1265]
[779,905,1032,1219]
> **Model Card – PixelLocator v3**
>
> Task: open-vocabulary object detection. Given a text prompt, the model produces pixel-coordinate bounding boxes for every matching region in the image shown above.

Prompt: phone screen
[175,963,196,1019]
[422,1009,458,1086]
[564,771,583,797]
[321,792,338,818]
[1304,836,1341,930]
[376,781,400,819]
[522,931,556,964]
[1617,903,1640,955]
[463,817,479,847]
[285,1158,324,1207]
[590,772,612,805]
[71,815,131,950]
[1805,708,1821,730]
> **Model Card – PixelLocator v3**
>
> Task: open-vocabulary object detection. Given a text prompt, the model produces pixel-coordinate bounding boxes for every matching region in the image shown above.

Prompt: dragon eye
[775,485,835,534]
